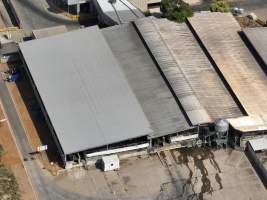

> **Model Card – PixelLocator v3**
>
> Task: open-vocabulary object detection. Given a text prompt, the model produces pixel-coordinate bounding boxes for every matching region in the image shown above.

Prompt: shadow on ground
[9,64,63,168]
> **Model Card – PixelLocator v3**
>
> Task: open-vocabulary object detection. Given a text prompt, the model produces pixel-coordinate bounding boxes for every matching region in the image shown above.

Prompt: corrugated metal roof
[188,12,267,116]
[135,17,242,125]
[19,26,152,155]
[102,24,191,138]
[243,27,267,67]
[94,0,144,25]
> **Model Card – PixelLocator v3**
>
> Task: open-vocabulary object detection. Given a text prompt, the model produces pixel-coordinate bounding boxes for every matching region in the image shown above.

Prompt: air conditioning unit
[101,154,120,172]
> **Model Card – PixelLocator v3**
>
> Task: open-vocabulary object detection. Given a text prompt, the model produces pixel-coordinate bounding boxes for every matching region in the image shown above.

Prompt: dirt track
[6,67,62,173]
[0,90,35,200]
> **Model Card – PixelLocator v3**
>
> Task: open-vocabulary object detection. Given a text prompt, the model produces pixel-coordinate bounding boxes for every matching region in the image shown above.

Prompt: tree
[210,0,230,13]
[161,0,193,23]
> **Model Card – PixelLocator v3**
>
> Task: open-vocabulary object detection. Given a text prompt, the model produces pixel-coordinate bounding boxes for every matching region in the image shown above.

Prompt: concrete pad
[52,149,267,199]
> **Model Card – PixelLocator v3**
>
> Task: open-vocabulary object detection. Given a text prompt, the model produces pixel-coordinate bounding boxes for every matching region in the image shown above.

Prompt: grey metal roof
[102,24,191,138]
[19,26,152,155]
[135,17,243,125]
[243,27,267,67]
[188,12,267,116]
[94,0,144,25]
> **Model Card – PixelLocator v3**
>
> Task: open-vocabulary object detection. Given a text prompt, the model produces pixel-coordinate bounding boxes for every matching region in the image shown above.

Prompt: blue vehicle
[8,73,20,82]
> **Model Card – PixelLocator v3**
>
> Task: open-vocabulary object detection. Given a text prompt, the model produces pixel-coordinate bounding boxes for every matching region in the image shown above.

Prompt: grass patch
[210,0,230,13]
[0,145,20,200]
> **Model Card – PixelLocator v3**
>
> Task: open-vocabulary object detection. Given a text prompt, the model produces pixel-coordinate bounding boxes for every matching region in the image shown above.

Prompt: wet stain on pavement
[215,173,223,190]
[122,176,131,185]
[174,148,223,200]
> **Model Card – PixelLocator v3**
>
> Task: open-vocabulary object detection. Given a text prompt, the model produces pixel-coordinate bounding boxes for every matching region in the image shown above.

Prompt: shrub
[210,0,230,13]
[161,0,193,23]
[0,145,4,161]
[0,165,20,200]
[0,146,20,200]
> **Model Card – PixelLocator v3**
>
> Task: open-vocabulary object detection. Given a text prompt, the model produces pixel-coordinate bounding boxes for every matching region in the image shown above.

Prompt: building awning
[227,115,267,132]
[249,137,267,151]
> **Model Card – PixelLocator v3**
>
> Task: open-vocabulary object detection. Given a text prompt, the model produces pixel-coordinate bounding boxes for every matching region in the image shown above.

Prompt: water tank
[248,13,257,21]
[215,119,229,133]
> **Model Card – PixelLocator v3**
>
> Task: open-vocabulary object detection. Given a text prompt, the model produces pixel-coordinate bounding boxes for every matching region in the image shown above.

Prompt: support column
[148,139,153,153]
[89,1,94,13]
[76,3,81,14]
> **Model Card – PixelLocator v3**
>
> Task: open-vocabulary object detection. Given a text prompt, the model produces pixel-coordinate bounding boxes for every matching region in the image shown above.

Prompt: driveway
[9,0,80,31]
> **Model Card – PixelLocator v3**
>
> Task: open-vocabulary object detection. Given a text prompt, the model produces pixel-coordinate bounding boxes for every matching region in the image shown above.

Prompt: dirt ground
[0,63,62,174]
[52,148,267,200]
[257,151,267,170]
[235,16,263,28]
[0,97,35,199]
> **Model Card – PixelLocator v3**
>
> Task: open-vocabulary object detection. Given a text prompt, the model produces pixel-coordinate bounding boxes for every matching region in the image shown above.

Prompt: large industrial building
[19,26,154,166]
[19,23,196,167]
[188,12,267,146]
[19,12,267,168]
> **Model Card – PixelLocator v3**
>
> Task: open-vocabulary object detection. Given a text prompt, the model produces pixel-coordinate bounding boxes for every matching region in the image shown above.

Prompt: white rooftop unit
[102,154,120,171]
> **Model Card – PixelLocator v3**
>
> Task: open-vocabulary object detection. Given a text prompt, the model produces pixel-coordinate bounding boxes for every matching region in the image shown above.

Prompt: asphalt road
[9,0,80,31]
[0,76,91,200]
